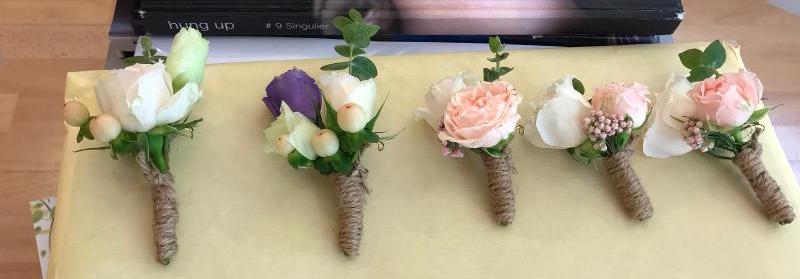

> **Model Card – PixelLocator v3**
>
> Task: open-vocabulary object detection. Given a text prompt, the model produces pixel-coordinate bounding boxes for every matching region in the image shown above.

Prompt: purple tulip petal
[264,68,322,122]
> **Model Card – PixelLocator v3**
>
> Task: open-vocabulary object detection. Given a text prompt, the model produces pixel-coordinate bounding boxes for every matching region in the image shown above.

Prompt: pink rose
[689,70,762,128]
[438,81,522,148]
[592,82,651,127]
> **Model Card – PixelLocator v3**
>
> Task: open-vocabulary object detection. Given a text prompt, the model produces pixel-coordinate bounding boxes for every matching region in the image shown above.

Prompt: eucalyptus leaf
[678,48,703,69]
[488,36,502,53]
[572,78,585,94]
[496,66,513,76]
[332,16,353,30]
[688,67,716,82]
[348,8,364,23]
[350,56,378,81]
[320,61,350,71]
[483,68,499,82]
[702,40,726,69]
[32,210,44,223]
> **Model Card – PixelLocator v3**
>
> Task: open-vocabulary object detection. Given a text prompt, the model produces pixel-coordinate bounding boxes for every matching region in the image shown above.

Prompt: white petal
[263,113,290,157]
[282,103,320,160]
[156,82,202,125]
[342,78,377,117]
[534,96,590,149]
[523,114,550,148]
[661,74,696,130]
[642,74,693,158]
[415,73,474,130]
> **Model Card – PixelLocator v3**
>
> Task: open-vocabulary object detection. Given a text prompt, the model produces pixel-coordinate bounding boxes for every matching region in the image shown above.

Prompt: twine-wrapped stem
[136,152,179,265]
[332,163,369,256]
[732,135,795,225]
[603,146,653,221]
[480,147,516,225]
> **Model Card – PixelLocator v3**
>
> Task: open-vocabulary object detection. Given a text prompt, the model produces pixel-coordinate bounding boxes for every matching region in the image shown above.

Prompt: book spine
[139,13,335,36]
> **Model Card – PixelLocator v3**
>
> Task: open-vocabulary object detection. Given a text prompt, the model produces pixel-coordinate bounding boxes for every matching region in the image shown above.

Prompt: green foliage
[287,150,313,169]
[572,78,585,95]
[320,9,380,81]
[479,134,514,157]
[483,36,512,82]
[76,118,95,143]
[679,40,726,82]
[122,37,167,66]
[74,117,203,174]
[567,140,602,166]
[746,107,770,124]
[700,117,769,160]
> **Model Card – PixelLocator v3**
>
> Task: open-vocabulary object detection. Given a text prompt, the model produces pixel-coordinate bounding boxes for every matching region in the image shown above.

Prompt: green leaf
[31,210,44,223]
[678,48,703,69]
[328,152,354,173]
[76,121,94,143]
[141,36,154,51]
[320,61,350,71]
[350,56,378,80]
[483,68,500,82]
[480,147,504,158]
[147,134,169,173]
[702,40,726,69]
[322,96,343,134]
[287,150,313,169]
[488,36,502,53]
[496,66,513,76]
[745,107,769,124]
[364,96,387,132]
[572,78,585,94]
[314,157,334,174]
[341,132,364,154]
[110,137,133,155]
[148,125,179,136]
[332,16,353,30]
[169,118,203,131]
[334,45,352,57]
[73,146,111,153]
[360,130,380,143]
[348,9,364,23]
[342,24,379,49]
[688,67,716,82]
[487,52,509,62]
[33,202,44,208]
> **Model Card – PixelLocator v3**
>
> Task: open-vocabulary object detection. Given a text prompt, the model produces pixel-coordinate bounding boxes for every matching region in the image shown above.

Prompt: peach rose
[592,82,651,128]
[689,70,762,128]
[438,81,522,148]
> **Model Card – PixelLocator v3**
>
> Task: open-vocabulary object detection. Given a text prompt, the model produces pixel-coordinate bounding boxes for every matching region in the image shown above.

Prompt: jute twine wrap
[732,131,795,225]
[603,145,653,221]
[332,163,370,256]
[135,152,179,265]
[480,147,516,226]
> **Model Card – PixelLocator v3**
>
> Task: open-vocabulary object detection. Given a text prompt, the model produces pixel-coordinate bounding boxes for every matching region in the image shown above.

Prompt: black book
[133,0,683,37]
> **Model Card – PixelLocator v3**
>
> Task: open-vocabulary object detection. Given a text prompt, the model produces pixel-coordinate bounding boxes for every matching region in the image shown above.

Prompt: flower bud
[311,129,340,157]
[63,100,90,127]
[89,113,122,142]
[337,103,368,133]
[274,134,295,156]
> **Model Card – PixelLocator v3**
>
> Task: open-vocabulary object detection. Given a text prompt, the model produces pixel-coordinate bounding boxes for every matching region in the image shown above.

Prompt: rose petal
[156,82,202,125]
[534,96,590,149]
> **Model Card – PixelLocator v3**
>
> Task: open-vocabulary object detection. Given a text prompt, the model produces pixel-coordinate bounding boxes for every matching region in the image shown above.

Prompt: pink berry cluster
[682,119,714,152]
[583,109,633,152]
[441,145,464,158]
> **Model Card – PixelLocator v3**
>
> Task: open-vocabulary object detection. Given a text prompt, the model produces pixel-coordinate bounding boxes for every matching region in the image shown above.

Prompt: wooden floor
[0,1,798,278]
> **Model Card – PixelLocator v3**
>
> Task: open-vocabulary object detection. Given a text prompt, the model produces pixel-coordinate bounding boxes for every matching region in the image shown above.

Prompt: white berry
[311,129,340,157]
[63,100,90,127]
[89,113,121,142]
[337,103,369,133]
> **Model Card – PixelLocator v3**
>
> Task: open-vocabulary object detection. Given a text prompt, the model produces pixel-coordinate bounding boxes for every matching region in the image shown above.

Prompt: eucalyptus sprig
[320,9,380,81]
[483,36,513,82]
[122,37,167,66]
[679,40,726,82]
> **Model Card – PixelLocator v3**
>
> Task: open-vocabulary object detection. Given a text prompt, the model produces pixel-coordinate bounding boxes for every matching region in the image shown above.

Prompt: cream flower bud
[63,100,90,127]
[89,113,122,142]
[337,103,368,133]
[274,134,295,156]
[311,129,340,157]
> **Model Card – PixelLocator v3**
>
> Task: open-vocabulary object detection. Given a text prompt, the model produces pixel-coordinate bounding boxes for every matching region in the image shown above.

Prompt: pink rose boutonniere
[524,76,655,221]
[417,37,522,225]
[643,40,794,225]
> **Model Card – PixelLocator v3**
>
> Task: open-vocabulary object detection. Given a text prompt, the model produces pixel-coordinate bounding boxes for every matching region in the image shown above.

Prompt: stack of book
[128,0,683,46]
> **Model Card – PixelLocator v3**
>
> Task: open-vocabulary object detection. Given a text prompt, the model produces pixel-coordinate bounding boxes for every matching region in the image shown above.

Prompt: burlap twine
[135,152,179,265]
[480,147,516,226]
[603,145,654,221]
[332,162,370,256]
[732,131,795,225]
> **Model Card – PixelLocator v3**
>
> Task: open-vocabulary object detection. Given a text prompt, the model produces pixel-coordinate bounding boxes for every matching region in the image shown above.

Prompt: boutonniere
[524,76,655,221]
[643,40,795,224]
[417,37,522,225]
[62,28,209,264]
[263,9,395,256]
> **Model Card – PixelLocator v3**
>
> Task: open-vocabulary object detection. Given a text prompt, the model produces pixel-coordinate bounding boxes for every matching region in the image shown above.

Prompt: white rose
[166,27,209,91]
[95,62,202,132]
[318,71,377,117]
[642,74,695,159]
[415,72,479,130]
[523,75,592,149]
[264,102,321,160]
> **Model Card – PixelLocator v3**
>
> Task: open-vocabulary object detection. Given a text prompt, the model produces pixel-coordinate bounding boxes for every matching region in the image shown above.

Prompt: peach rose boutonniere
[643,40,794,225]
[524,75,655,221]
[416,37,522,225]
